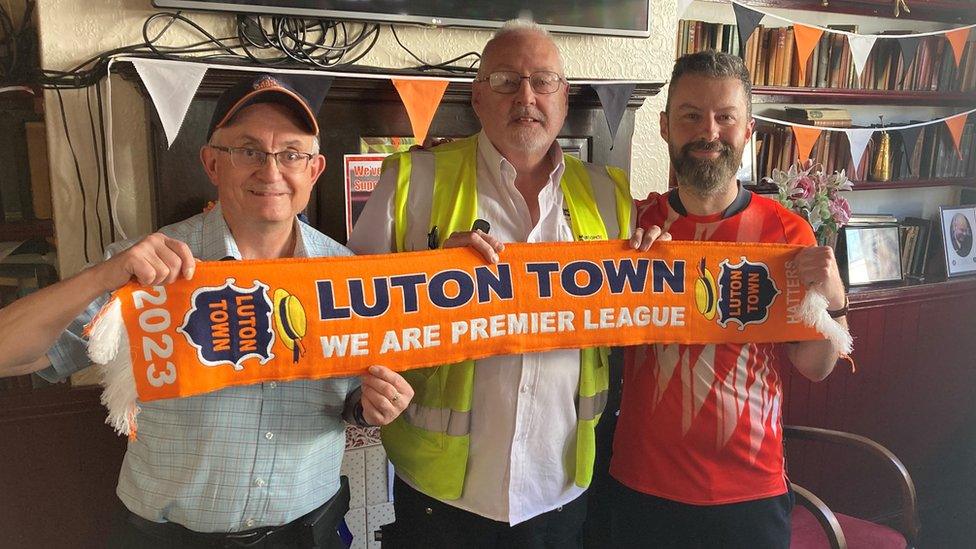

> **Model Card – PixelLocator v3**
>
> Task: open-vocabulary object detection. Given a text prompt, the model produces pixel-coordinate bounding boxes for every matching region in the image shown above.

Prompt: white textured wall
[35,0,678,277]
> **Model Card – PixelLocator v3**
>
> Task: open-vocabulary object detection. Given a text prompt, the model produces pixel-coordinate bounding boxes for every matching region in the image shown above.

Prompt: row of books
[676,21,741,58]
[752,118,976,183]
[678,20,976,92]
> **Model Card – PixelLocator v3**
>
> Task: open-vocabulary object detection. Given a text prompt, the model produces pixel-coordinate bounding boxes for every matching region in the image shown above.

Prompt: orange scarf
[88,240,850,436]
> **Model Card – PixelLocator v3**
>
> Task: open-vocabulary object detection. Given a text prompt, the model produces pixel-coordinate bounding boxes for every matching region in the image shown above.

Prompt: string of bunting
[678,0,973,82]
[753,108,975,168]
[108,56,642,150]
[98,56,643,240]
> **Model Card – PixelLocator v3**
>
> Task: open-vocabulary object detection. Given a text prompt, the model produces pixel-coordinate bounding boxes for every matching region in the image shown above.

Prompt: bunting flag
[131,59,208,148]
[594,83,637,145]
[86,240,851,437]
[897,36,922,68]
[727,0,975,40]
[392,79,449,146]
[676,0,695,20]
[845,129,875,179]
[847,34,878,80]
[899,125,924,173]
[732,3,765,58]
[793,25,824,84]
[792,126,822,163]
[946,28,972,67]
[945,112,970,160]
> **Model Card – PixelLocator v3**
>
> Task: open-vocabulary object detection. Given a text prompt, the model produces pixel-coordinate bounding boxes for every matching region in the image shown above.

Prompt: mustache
[509,106,547,124]
[682,139,730,155]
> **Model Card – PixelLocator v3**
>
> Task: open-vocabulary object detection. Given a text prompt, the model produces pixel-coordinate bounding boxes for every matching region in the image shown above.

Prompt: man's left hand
[629,225,672,252]
[360,365,414,426]
[794,245,846,310]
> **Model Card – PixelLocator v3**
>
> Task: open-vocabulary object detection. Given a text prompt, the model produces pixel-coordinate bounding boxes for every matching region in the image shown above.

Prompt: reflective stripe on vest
[383,136,630,499]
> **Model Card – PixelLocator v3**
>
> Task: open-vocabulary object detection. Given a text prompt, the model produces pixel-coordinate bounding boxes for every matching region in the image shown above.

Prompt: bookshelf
[677,2,976,190]
[752,87,976,106]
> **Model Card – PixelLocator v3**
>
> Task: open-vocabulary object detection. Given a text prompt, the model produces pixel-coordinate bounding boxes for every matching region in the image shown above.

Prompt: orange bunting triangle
[946,28,971,67]
[793,25,824,84]
[792,126,822,163]
[945,112,970,160]
[392,79,450,146]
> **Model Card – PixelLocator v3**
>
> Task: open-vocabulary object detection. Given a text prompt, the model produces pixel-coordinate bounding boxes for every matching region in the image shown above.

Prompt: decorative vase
[817,228,839,248]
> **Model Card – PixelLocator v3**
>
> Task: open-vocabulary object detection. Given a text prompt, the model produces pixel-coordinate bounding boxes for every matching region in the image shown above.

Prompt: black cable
[94,78,115,241]
[55,87,91,263]
[389,25,480,73]
[85,84,106,252]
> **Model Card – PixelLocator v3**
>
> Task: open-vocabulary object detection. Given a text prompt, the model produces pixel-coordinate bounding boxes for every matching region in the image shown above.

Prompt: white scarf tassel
[798,290,853,356]
[87,297,139,437]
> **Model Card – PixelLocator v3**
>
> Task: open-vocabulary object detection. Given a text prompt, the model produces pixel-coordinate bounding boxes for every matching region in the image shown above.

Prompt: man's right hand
[94,233,197,292]
[0,233,196,377]
[442,229,505,264]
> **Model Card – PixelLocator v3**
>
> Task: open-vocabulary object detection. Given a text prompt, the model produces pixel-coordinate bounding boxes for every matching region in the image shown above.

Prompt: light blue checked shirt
[39,204,359,533]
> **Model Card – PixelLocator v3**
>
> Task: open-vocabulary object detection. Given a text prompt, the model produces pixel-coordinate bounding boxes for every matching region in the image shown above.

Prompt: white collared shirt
[348,132,585,525]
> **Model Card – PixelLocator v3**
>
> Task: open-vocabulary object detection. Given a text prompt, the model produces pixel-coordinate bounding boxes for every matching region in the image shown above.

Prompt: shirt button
[244,518,255,528]
[268,381,277,389]
[520,385,529,394]
[254,478,266,487]
[265,432,274,440]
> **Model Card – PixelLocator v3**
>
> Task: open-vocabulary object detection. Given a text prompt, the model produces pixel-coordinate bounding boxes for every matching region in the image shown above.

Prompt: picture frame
[840,223,903,286]
[939,205,976,278]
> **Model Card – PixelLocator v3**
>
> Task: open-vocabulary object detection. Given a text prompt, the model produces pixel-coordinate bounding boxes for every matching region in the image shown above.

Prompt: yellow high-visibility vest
[382,135,632,500]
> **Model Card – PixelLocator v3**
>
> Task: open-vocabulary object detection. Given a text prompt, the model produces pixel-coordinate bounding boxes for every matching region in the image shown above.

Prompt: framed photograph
[939,205,976,278]
[841,224,903,286]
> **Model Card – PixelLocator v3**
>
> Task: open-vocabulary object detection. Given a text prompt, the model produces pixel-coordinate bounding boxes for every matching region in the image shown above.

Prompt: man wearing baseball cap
[0,73,413,548]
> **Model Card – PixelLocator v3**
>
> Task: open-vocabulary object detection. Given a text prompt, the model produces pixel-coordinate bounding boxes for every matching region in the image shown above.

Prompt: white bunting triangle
[676,0,695,19]
[847,34,878,79]
[132,58,208,148]
[846,128,875,179]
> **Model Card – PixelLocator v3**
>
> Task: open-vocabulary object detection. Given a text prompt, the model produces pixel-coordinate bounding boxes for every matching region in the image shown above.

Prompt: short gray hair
[494,18,550,39]
[667,50,752,116]
[478,18,564,77]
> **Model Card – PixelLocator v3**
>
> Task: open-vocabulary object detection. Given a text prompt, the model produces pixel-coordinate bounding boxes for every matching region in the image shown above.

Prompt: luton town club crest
[178,278,275,370]
[695,257,779,330]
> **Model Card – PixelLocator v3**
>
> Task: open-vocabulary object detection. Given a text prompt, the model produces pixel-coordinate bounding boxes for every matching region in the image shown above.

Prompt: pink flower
[829,197,852,225]
[793,175,817,200]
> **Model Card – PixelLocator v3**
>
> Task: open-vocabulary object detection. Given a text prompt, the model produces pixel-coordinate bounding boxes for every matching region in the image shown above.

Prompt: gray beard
[507,126,552,155]
[671,140,742,196]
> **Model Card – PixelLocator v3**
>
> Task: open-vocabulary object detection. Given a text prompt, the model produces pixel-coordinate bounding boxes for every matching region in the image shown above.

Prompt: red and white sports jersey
[610,188,815,505]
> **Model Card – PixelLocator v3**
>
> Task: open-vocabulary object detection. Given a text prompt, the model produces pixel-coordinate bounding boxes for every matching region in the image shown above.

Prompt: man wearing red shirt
[609,51,848,548]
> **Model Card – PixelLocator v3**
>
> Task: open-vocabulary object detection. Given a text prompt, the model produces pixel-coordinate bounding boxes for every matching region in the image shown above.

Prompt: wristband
[827,296,849,319]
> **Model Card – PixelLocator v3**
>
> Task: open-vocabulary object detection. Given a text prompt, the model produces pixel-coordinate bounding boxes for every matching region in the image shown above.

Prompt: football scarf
[87,240,852,437]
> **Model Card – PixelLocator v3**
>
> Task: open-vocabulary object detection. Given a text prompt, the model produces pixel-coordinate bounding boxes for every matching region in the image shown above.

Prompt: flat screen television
[151,1,652,38]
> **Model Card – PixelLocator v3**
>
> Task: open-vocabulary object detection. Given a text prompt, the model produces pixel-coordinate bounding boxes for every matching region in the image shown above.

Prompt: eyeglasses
[473,71,566,95]
[209,145,315,172]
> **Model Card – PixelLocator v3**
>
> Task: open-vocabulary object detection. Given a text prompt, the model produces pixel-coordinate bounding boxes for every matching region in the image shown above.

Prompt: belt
[126,476,350,548]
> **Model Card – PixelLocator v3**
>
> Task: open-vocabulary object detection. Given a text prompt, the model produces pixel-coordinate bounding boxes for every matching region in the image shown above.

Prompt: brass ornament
[870,116,892,182]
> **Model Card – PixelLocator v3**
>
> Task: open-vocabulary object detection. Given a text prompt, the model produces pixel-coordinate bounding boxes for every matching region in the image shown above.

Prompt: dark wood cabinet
[782,278,976,541]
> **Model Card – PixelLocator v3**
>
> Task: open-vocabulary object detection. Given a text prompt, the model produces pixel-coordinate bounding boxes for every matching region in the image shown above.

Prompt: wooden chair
[786,425,920,549]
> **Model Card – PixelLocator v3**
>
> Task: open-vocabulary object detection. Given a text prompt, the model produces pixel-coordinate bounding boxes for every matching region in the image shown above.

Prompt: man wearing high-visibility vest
[348,18,667,549]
